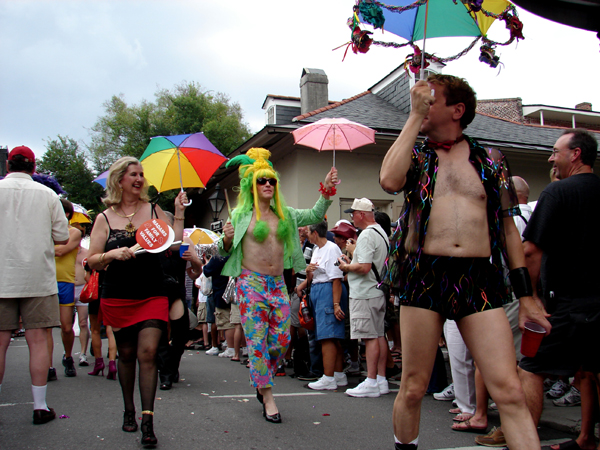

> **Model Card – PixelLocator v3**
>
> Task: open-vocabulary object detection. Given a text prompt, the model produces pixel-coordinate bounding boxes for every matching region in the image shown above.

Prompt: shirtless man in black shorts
[379,75,551,450]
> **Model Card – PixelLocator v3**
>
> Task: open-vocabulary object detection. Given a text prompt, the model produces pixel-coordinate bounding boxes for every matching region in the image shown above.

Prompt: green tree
[37,136,104,214]
[89,81,252,171]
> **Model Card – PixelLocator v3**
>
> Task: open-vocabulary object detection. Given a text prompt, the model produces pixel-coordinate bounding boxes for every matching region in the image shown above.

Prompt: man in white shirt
[338,198,390,398]
[0,146,69,425]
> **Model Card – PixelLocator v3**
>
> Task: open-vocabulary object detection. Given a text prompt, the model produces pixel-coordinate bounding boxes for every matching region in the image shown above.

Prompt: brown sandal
[451,418,487,433]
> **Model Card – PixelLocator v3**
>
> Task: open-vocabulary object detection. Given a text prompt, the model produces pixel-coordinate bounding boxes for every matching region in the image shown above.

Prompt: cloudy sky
[1,0,599,158]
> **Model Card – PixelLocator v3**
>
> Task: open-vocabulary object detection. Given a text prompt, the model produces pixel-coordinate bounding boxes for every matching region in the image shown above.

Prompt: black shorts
[519,300,600,376]
[400,254,509,321]
[88,298,100,316]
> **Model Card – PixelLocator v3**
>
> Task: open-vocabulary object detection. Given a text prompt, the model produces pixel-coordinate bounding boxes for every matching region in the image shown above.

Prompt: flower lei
[319,182,337,197]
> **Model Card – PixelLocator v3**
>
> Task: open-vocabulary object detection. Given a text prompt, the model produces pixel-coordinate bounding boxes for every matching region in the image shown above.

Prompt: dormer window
[267,106,275,125]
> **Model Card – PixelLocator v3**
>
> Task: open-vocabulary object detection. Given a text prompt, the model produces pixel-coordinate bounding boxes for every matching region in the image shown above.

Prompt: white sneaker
[334,372,348,387]
[78,353,89,367]
[546,380,570,399]
[433,383,455,401]
[205,346,220,356]
[378,378,389,395]
[344,363,362,375]
[553,386,581,407]
[308,375,338,390]
[218,348,235,358]
[345,379,380,398]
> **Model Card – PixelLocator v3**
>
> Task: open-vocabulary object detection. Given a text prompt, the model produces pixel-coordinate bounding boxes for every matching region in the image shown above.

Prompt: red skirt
[100,296,168,329]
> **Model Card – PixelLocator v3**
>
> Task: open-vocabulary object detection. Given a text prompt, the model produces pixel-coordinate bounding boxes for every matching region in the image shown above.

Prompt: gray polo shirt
[347,223,389,299]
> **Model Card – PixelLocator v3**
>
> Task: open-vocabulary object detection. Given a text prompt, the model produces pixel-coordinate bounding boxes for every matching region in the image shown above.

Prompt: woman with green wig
[219,147,338,423]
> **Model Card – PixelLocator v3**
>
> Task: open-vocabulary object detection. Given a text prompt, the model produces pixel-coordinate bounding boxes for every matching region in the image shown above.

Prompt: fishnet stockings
[114,321,164,424]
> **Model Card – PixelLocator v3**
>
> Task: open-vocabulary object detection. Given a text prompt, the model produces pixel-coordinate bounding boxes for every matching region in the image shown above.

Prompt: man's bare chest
[434,155,486,201]
[246,211,282,246]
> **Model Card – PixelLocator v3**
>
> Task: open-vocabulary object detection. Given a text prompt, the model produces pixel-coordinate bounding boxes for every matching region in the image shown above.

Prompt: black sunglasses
[256,178,278,186]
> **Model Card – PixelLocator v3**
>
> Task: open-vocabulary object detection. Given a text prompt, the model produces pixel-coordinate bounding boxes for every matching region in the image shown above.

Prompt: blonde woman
[88,157,188,446]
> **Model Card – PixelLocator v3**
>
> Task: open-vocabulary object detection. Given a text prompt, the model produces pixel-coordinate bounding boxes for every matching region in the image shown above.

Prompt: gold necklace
[112,204,142,237]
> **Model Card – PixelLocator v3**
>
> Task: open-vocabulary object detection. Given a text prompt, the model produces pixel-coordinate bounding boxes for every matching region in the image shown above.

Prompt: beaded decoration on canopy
[338,0,524,71]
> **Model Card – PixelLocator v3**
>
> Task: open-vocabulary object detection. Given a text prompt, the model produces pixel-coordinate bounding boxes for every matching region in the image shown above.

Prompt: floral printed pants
[237,269,290,388]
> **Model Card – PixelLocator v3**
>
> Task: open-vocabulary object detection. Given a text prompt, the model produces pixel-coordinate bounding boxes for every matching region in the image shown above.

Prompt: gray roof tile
[297,92,596,150]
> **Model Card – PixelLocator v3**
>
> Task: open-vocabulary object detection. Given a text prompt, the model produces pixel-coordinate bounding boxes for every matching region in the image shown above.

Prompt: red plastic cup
[521,322,546,357]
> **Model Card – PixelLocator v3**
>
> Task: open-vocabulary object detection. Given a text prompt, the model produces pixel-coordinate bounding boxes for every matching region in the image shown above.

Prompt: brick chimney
[0,146,7,177]
[575,102,592,111]
[300,68,328,115]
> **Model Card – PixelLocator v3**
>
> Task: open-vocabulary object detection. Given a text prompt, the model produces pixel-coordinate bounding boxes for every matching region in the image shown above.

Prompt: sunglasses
[256,178,278,186]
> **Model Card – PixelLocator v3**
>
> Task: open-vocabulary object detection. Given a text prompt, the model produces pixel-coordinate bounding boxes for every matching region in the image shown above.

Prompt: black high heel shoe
[141,415,157,447]
[262,404,282,424]
[256,388,263,404]
[122,410,138,432]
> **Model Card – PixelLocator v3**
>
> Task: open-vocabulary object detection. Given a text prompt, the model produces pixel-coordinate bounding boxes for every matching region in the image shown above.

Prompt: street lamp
[208,184,226,222]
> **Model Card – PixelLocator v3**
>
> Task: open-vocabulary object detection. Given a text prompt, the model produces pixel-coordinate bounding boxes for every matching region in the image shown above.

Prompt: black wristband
[509,267,533,298]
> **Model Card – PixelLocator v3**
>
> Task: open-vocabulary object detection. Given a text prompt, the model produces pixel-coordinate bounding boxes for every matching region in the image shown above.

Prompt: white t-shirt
[310,240,344,284]
[348,223,389,299]
[514,203,533,240]
[195,275,209,303]
[0,173,69,298]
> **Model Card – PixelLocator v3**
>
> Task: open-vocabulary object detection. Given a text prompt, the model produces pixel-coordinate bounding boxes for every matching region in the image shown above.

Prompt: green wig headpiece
[226,148,292,245]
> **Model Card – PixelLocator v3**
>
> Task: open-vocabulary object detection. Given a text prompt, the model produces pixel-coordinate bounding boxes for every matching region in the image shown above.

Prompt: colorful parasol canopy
[70,203,91,225]
[93,170,109,188]
[292,118,376,167]
[139,133,227,193]
[349,0,523,70]
[379,0,511,41]
[183,227,220,245]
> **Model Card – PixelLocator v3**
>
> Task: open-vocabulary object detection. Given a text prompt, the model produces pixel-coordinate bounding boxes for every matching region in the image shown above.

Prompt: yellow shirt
[55,228,78,283]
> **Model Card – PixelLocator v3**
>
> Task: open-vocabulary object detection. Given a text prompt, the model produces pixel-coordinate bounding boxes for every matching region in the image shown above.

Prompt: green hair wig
[226,148,294,248]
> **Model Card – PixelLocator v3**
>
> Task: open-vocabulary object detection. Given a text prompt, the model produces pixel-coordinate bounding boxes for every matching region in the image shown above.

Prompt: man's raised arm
[380,80,434,194]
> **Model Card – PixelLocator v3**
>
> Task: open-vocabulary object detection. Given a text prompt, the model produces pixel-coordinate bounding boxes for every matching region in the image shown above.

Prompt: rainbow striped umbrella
[139,133,227,193]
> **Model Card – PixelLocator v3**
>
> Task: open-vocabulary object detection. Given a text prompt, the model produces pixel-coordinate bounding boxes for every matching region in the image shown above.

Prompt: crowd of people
[1,73,599,450]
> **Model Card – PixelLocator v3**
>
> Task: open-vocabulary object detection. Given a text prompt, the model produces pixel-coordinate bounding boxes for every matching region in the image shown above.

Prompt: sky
[1,0,599,159]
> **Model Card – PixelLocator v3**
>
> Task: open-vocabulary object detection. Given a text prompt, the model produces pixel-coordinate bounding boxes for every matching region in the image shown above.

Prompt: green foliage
[37,136,104,215]
[89,81,252,174]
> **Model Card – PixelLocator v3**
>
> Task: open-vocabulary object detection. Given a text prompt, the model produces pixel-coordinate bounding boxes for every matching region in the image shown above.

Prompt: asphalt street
[0,330,574,450]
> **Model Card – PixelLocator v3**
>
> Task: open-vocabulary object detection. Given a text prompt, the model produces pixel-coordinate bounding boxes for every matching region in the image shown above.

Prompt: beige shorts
[503,296,523,361]
[349,293,386,339]
[215,303,241,330]
[0,294,61,330]
[230,303,241,325]
[196,303,207,323]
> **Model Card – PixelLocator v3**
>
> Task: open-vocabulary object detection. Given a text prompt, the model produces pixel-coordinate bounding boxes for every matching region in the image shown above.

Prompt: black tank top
[100,211,165,300]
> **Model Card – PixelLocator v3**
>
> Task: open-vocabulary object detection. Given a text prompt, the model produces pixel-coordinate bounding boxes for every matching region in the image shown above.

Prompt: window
[267,106,275,124]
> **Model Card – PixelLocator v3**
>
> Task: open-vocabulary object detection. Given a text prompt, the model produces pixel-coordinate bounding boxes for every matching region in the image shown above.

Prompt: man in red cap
[0,146,69,425]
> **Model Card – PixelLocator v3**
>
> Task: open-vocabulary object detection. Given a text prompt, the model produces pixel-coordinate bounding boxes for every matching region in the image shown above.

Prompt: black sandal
[122,410,138,432]
[141,411,157,447]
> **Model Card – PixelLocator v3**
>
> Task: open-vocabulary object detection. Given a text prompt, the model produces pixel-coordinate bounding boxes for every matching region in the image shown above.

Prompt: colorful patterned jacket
[383,135,521,298]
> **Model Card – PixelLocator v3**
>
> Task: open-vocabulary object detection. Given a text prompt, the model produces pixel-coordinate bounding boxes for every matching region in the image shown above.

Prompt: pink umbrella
[292,118,376,167]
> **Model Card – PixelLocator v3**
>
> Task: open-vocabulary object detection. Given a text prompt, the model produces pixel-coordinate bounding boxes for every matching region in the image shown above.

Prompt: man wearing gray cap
[337,198,390,398]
